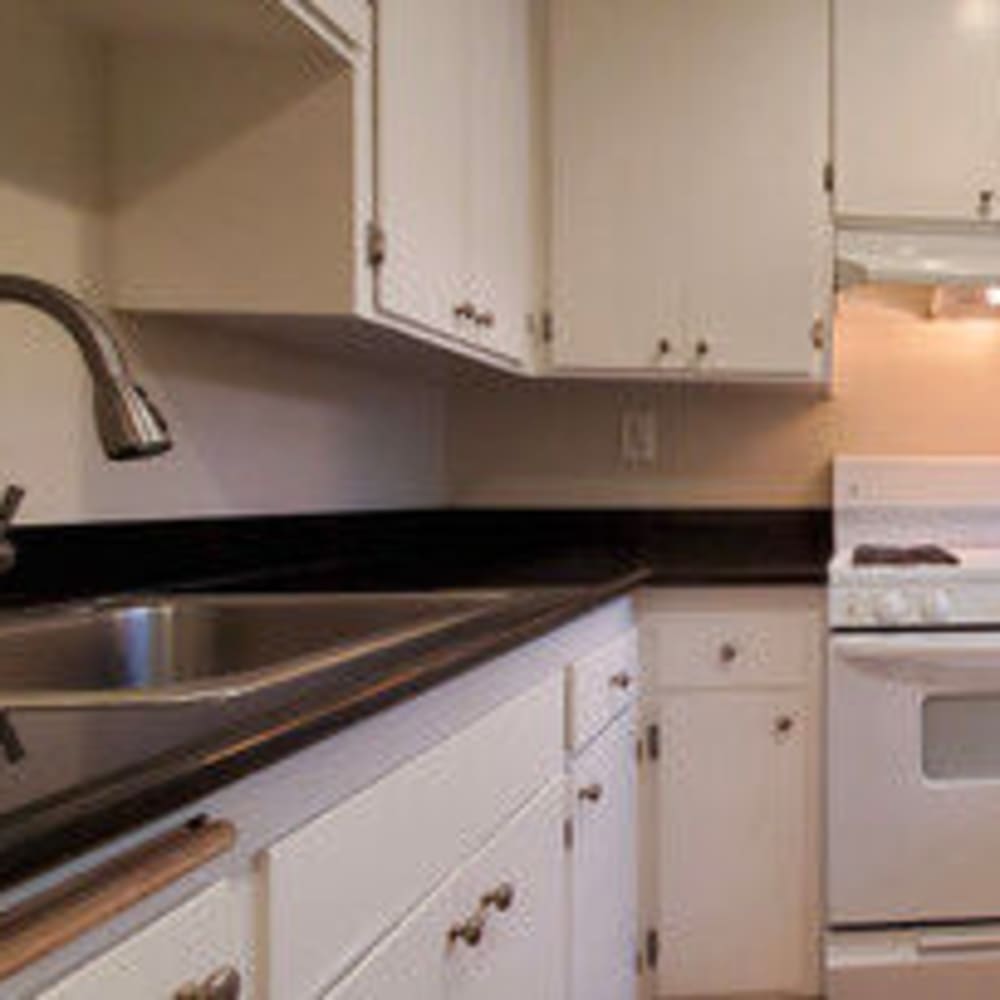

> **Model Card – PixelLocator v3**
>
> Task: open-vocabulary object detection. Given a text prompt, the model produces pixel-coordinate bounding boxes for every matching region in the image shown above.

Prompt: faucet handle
[0,485,25,530]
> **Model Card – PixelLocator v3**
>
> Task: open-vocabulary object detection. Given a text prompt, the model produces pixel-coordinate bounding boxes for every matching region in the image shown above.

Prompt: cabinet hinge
[563,817,574,851]
[540,310,555,345]
[366,221,387,268]
[823,160,835,195]
[645,928,660,970]
[646,723,661,762]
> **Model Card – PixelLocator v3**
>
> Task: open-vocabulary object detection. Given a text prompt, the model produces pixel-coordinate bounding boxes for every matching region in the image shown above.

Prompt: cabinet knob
[453,301,476,321]
[474,310,495,329]
[979,190,996,219]
[481,881,516,913]
[810,318,826,350]
[694,338,710,359]
[609,671,633,690]
[657,338,672,357]
[448,913,485,948]
[174,966,241,1000]
[719,642,739,665]
[774,715,795,738]
[578,782,604,804]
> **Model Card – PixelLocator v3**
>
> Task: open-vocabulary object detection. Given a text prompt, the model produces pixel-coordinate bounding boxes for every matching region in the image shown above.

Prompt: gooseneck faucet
[0,275,172,576]
[0,274,172,461]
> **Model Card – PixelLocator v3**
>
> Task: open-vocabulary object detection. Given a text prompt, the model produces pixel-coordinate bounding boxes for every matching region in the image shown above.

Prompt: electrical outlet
[620,408,657,467]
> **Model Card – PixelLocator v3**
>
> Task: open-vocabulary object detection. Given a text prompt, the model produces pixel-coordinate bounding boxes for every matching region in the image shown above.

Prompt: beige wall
[448,288,1000,509]
[0,2,445,524]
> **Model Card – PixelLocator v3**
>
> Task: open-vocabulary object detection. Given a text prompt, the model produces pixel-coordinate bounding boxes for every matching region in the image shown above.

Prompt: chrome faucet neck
[0,485,24,576]
[0,275,172,460]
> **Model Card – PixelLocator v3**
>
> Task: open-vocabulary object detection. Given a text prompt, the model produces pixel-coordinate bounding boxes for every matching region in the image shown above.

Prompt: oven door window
[924,695,1000,779]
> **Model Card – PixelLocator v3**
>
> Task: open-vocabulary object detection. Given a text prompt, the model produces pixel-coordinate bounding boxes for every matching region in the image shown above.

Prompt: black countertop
[0,508,830,889]
[0,507,830,607]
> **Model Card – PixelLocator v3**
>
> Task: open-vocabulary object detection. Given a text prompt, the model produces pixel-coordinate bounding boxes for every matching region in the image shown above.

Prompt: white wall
[0,1,446,525]
[447,288,1000,509]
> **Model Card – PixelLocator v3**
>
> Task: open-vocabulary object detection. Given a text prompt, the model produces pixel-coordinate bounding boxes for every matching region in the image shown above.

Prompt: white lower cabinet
[36,879,252,1000]
[570,710,639,1000]
[639,587,822,999]
[263,673,563,999]
[322,778,567,1000]
[654,690,811,996]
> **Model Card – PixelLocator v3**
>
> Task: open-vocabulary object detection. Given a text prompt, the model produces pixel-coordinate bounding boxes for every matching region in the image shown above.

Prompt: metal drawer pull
[481,882,515,913]
[578,783,604,804]
[0,817,236,983]
[474,310,495,329]
[448,912,485,948]
[175,966,242,1000]
[453,301,476,321]
[609,671,633,690]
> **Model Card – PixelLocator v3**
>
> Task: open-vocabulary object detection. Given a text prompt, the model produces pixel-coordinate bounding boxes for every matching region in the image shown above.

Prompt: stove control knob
[922,589,952,624]
[873,590,910,625]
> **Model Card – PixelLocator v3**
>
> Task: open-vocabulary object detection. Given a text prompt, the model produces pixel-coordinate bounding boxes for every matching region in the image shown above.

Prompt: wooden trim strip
[0,817,236,981]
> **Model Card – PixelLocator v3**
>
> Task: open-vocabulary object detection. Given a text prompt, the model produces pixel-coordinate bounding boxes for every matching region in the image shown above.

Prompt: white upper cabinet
[374,0,538,367]
[835,0,1000,221]
[549,0,832,381]
[374,0,468,342]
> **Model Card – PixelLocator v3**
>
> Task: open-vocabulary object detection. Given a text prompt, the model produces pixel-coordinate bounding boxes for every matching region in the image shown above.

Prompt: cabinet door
[465,0,535,366]
[836,0,1000,221]
[549,0,830,379]
[322,779,566,1000]
[571,710,639,1000]
[37,880,251,1000]
[549,0,690,373]
[654,691,813,996]
[374,0,468,339]
[681,0,830,378]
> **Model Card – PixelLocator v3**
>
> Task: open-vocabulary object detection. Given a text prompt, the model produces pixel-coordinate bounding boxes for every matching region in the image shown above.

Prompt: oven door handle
[836,633,1000,672]
[917,930,1000,955]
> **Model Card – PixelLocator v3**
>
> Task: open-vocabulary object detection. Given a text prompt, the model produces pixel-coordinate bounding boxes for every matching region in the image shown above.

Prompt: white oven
[827,457,1000,998]
[829,630,1000,926]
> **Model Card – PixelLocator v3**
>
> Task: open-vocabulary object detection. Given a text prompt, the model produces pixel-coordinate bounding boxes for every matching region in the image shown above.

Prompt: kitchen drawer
[263,672,563,1000]
[566,629,639,751]
[322,777,567,1000]
[646,603,822,691]
[37,880,249,1000]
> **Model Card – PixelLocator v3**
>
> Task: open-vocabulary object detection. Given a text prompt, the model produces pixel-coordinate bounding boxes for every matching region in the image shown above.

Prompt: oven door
[829,631,1000,925]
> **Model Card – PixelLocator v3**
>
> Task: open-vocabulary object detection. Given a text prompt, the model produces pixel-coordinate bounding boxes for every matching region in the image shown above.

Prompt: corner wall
[447,289,1000,509]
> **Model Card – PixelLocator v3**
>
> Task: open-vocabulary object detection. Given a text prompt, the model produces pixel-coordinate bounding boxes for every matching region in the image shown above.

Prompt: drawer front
[648,608,821,691]
[322,777,567,1000]
[567,630,639,751]
[37,880,248,1000]
[265,673,563,1000]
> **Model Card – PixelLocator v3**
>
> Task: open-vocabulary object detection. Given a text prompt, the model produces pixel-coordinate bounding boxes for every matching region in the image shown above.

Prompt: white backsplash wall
[4,313,447,525]
[447,289,1000,509]
[0,1,446,524]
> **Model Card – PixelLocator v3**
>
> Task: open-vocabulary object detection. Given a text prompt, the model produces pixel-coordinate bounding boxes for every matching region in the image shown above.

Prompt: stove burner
[853,544,961,567]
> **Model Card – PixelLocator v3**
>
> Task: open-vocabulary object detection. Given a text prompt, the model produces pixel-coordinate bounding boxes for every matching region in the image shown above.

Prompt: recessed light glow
[985,286,1000,308]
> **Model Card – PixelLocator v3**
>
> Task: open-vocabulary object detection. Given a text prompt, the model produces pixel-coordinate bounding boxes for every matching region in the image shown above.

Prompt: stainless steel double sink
[0,591,523,709]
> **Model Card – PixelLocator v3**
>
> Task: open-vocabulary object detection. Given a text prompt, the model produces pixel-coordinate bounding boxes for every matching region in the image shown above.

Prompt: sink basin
[0,592,514,708]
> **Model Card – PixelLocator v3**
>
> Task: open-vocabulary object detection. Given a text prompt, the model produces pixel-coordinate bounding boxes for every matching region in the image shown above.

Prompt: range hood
[836,220,1000,290]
